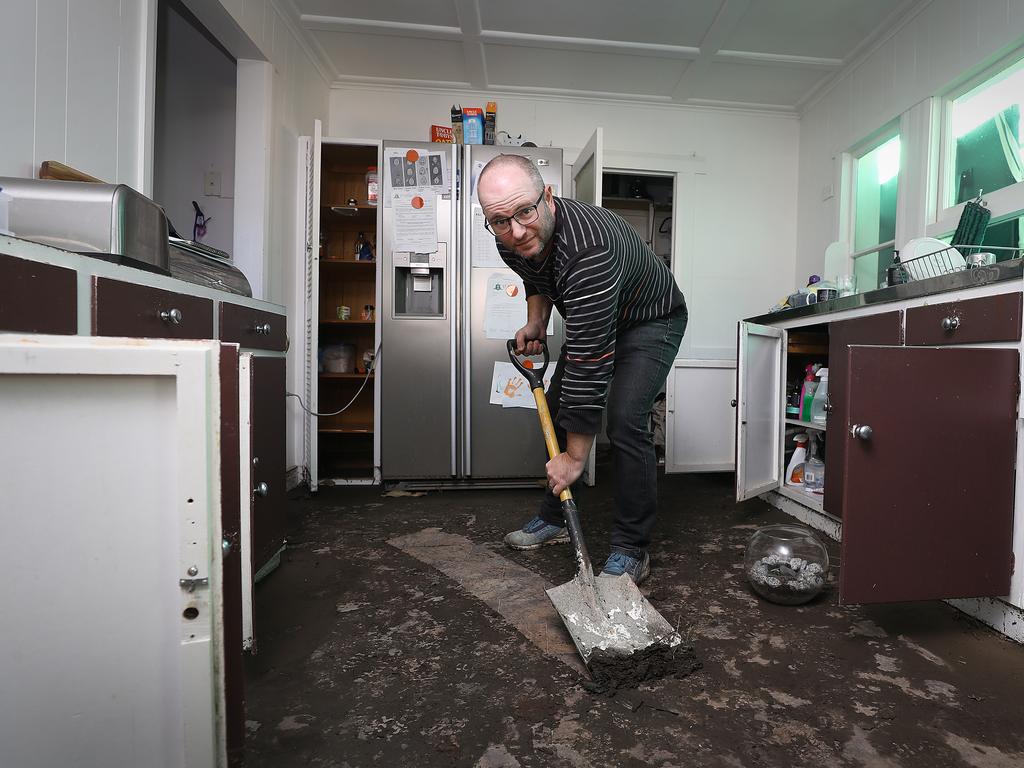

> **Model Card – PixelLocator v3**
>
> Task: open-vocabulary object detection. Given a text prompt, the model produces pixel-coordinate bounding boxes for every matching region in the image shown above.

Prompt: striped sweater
[497,197,685,434]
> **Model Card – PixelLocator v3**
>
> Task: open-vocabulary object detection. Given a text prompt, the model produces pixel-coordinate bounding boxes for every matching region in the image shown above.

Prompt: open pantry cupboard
[303,126,382,486]
[735,288,1022,620]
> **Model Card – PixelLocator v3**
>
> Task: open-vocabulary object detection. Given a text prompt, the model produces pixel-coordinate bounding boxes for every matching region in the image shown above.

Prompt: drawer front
[905,292,1022,346]
[93,277,214,339]
[0,253,78,334]
[219,302,286,351]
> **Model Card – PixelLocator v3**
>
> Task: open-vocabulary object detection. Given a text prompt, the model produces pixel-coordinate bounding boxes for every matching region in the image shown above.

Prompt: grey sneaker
[599,550,651,585]
[504,515,569,550]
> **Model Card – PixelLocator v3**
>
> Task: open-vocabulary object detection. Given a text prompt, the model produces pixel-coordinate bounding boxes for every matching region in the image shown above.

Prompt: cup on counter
[835,274,857,297]
[336,305,351,320]
[815,288,839,303]
[966,252,996,268]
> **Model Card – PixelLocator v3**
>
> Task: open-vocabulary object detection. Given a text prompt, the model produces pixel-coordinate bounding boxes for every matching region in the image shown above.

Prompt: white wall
[330,87,800,361]
[0,0,153,189]
[154,0,236,253]
[797,0,1024,282]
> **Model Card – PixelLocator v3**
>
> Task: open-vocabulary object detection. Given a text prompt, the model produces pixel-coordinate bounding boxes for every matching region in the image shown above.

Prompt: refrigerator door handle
[450,143,459,477]
[461,145,474,478]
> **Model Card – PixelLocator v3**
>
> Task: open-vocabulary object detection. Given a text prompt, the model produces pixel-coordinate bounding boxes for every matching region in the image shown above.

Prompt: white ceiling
[287,0,919,112]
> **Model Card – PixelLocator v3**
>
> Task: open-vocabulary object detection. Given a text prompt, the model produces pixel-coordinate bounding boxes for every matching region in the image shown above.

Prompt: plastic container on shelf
[744,523,829,605]
[809,367,829,425]
[798,364,818,422]
[322,344,355,373]
[366,166,379,206]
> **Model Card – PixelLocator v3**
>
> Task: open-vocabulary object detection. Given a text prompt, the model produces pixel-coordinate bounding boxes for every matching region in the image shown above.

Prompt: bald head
[478,154,545,200]
[476,153,556,262]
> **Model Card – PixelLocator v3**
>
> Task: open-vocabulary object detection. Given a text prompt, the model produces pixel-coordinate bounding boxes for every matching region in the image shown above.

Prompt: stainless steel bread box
[0,176,170,272]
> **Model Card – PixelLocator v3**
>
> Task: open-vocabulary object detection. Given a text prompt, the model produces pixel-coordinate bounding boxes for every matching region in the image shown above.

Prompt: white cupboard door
[736,322,785,501]
[571,127,603,485]
[572,127,603,207]
[0,335,227,768]
[665,359,737,473]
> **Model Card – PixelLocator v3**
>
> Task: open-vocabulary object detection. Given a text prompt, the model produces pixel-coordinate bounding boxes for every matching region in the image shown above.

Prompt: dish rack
[900,244,1023,281]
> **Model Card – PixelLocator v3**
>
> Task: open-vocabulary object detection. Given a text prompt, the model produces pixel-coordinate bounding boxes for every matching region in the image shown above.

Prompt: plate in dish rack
[900,237,965,280]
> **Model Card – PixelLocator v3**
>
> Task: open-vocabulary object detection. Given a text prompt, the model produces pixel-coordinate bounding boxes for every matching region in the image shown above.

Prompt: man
[477,154,687,585]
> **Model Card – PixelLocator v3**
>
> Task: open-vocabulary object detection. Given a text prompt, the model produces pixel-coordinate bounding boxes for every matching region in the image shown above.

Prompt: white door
[297,119,323,491]
[571,127,604,485]
[736,322,785,501]
[572,127,603,206]
[665,359,737,473]
[0,336,227,768]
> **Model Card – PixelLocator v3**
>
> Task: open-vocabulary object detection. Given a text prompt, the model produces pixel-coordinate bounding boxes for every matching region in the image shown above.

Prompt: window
[936,56,1024,257]
[851,135,900,291]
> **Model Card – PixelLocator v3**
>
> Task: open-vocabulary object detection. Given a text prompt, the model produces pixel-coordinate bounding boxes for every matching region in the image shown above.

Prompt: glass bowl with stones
[744,523,829,605]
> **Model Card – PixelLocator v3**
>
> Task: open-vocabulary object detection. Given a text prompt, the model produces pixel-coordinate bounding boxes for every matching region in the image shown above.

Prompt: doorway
[602,171,675,270]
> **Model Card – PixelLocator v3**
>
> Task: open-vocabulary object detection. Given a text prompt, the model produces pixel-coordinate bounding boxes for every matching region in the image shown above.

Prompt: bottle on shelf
[785,433,809,487]
[799,364,819,422]
[803,433,825,494]
[366,166,379,206]
[354,232,366,261]
[809,367,829,425]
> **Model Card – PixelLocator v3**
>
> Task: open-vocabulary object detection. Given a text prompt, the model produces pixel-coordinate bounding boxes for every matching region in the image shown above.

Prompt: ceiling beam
[715,50,843,69]
[482,31,699,61]
[454,0,488,90]
[671,0,752,102]
[300,15,462,41]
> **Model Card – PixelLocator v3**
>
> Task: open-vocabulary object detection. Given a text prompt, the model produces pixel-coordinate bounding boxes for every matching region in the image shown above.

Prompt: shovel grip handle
[506,339,548,391]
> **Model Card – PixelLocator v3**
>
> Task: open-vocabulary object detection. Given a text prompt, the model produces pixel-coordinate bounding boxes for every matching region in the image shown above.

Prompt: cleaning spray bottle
[785,433,808,487]
[803,433,825,494]
[799,364,819,422]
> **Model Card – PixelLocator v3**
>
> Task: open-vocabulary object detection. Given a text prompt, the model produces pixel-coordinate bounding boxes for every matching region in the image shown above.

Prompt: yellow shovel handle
[533,386,573,503]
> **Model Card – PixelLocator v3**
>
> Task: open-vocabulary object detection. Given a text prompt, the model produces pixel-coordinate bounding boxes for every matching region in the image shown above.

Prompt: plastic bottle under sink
[803,433,825,494]
[785,433,808,487]
[809,367,829,425]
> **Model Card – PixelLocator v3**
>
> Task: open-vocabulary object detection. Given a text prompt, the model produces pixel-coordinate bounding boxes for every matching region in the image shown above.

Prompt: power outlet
[204,170,221,197]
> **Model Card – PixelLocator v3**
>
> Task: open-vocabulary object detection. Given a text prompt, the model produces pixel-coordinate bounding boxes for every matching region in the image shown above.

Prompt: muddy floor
[243,464,1024,767]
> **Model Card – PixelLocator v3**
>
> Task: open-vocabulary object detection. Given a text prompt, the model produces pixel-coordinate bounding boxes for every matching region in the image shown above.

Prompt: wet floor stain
[243,468,1024,767]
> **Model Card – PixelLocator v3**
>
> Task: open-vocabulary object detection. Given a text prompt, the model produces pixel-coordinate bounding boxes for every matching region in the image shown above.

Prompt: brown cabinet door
[0,253,77,333]
[219,302,287,351]
[251,356,287,574]
[824,311,903,517]
[93,277,214,339]
[905,292,1022,345]
[840,346,1018,604]
[218,346,245,768]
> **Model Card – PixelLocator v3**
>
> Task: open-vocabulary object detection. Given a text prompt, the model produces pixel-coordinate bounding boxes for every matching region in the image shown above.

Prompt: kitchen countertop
[745,258,1023,325]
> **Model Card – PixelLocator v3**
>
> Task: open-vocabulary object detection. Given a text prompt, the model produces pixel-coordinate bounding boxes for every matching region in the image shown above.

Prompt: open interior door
[571,128,603,485]
[300,119,323,491]
[736,321,785,501]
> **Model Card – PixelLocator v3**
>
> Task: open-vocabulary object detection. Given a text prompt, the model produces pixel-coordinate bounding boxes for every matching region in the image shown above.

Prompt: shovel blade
[546,573,681,665]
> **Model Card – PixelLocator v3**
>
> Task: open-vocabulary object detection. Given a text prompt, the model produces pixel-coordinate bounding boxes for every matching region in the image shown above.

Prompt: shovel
[506,340,683,669]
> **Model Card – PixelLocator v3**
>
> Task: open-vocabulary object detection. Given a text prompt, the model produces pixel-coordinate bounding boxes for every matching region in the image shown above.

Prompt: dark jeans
[538,302,688,557]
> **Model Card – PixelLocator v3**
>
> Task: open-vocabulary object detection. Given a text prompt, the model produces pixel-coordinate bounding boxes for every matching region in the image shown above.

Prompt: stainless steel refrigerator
[380,141,565,482]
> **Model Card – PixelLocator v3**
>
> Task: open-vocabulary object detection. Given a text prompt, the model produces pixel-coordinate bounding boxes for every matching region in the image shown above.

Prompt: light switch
[204,170,222,197]
[821,183,835,201]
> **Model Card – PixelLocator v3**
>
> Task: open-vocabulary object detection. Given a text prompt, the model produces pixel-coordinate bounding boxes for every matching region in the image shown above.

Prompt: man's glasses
[484,189,546,235]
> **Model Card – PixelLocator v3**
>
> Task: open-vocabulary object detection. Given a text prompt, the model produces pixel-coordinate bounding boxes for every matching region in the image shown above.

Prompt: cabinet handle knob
[160,308,183,324]
[254,322,271,335]
[730,399,737,408]
[941,316,960,332]
[850,424,873,440]
[253,481,269,498]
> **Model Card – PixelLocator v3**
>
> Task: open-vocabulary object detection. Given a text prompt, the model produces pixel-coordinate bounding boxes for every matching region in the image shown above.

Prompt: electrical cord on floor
[287,343,380,417]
